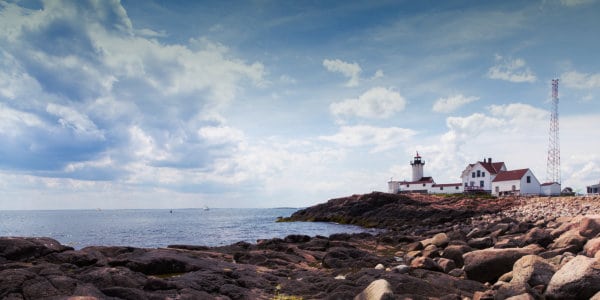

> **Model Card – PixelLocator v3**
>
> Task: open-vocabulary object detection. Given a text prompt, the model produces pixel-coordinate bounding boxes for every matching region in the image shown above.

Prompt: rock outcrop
[3,193,600,299]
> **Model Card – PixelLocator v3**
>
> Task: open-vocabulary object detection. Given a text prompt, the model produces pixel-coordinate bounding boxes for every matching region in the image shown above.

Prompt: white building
[588,182,600,195]
[492,168,541,196]
[541,182,561,196]
[388,153,463,194]
[461,158,507,193]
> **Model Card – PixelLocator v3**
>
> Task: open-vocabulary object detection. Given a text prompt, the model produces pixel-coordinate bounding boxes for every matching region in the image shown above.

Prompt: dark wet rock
[441,244,472,267]
[0,237,72,261]
[467,236,494,249]
[520,227,553,248]
[322,247,386,269]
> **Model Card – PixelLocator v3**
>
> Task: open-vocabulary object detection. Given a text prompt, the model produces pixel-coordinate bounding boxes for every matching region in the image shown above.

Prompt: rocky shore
[2,192,600,299]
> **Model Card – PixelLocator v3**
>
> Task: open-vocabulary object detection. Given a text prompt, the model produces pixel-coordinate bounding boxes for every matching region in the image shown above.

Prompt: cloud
[561,71,600,89]
[560,0,596,6]
[46,103,104,139]
[322,58,361,87]
[0,0,265,184]
[433,94,479,113]
[487,55,537,83]
[330,87,407,119]
[319,125,416,153]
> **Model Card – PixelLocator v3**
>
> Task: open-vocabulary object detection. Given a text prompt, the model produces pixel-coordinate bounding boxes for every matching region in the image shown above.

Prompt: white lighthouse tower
[410,152,424,181]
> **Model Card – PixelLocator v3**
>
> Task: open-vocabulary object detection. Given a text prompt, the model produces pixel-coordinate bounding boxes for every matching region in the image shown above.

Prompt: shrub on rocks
[545,255,600,299]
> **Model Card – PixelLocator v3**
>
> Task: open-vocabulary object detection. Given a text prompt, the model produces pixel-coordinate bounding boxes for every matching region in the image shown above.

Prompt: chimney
[488,158,492,164]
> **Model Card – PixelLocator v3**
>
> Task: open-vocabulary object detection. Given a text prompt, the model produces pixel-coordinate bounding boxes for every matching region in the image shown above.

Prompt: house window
[477,170,481,177]
[480,181,484,187]
[455,186,459,190]
[527,176,531,183]
[495,186,499,193]
[464,182,468,187]
[512,185,516,191]
[482,172,485,177]
[406,184,409,187]
[472,172,475,178]
[440,186,444,190]
[423,183,426,187]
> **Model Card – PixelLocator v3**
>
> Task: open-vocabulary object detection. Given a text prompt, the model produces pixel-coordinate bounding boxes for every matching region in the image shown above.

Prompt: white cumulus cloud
[330,87,407,119]
[319,125,416,153]
[487,55,537,83]
[433,94,480,113]
[323,58,362,87]
[561,71,600,89]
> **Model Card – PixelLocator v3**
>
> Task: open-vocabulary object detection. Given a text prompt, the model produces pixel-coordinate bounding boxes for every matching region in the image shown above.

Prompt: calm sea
[0,208,374,249]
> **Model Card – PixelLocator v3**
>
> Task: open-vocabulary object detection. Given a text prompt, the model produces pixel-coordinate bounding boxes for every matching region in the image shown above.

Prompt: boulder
[584,237,600,257]
[354,279,394,300]
[467,237,494,249]
[520,227,553,248]
[578,215,600,238]
[545,255,600,299]
[410,256,441,272]
[431,233,450,248]
[510,255,556,287]
[0,237,72,261]
[550,230,587,252]
[442,244,472,267]
[435,258,456,273]
[463,247,538,283]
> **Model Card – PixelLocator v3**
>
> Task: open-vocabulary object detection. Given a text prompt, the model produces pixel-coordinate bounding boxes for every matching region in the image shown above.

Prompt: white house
[388,153,463,194]
[461,158,507,193]
[588,182,600,195]
[492,168,541,196]
[541,182,561,196]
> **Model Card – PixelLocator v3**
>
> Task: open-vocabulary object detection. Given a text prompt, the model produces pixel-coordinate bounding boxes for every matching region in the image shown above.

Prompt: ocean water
[0,208,374,249]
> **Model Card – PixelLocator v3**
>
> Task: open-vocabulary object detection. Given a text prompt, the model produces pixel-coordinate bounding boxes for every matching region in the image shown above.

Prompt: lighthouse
[410,152,424,181]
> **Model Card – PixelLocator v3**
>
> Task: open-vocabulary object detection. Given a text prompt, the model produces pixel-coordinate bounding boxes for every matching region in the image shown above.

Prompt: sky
[1,0,599,210]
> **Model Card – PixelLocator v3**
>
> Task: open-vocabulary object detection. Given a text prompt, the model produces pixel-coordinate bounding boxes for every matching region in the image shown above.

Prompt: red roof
[492,169,529,182]
[480,161,506,174]
[541,182,559,186]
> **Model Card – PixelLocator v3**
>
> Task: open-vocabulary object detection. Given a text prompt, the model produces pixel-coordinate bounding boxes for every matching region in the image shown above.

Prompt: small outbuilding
[541,182,561,196]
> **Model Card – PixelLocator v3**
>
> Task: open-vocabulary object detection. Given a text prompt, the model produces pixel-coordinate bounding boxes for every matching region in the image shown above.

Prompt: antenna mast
[547,79,561,183]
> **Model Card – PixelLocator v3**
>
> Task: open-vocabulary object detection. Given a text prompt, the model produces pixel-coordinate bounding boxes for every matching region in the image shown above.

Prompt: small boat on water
[203,205,209,211]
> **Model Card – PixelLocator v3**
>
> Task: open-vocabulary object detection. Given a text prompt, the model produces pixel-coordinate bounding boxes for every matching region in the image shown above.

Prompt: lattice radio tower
[547,79,561,184]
